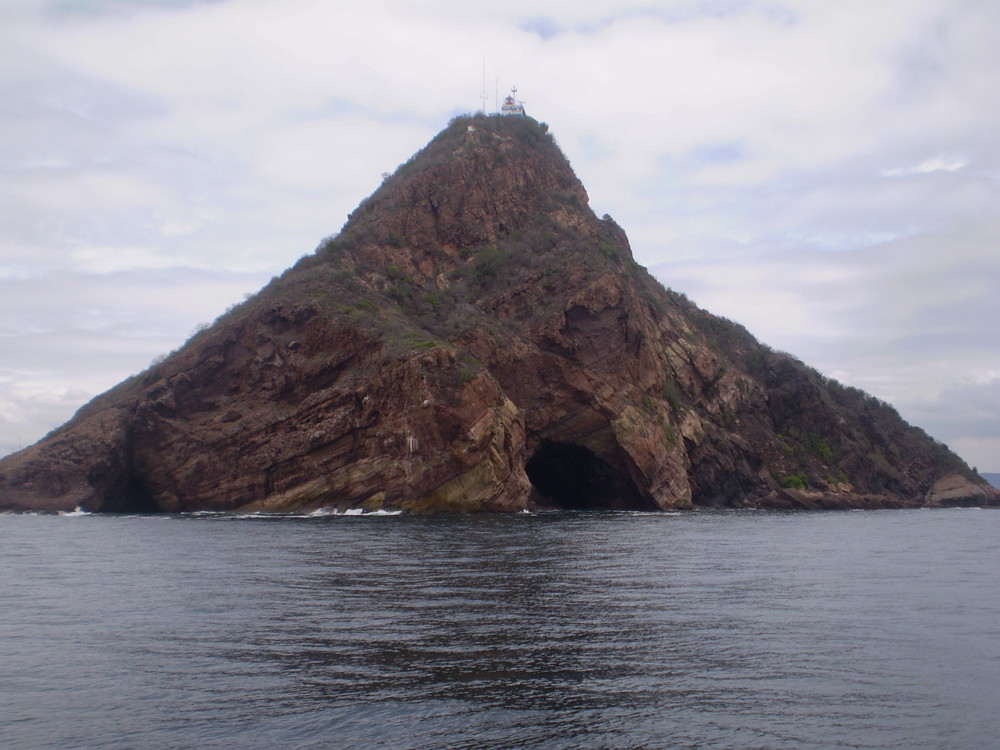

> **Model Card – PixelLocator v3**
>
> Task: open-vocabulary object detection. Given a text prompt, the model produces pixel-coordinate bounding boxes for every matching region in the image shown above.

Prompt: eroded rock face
[924,473,998,508]
[1,115,996,513]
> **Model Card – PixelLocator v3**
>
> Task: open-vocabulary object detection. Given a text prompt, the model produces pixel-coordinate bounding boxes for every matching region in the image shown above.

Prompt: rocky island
[1,115,996,513]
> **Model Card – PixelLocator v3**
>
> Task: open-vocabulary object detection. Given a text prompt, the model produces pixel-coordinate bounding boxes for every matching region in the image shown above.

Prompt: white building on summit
[500,86,526,117]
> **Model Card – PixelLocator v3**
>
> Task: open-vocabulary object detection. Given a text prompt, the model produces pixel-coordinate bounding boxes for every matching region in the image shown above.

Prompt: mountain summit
[2,115,996,513]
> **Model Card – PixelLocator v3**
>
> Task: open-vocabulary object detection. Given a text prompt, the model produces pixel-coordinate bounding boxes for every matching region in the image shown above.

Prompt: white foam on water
[309,507,403,517]
[307,507,338,517]
[57,506,91,517]
[177,507,407,519]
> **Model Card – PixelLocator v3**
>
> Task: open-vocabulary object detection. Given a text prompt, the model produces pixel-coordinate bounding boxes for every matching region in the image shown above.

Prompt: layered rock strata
[1,115,995,513]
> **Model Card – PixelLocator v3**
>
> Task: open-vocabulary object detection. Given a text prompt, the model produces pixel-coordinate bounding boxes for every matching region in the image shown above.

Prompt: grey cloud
[0,266,266,453]
[906,379,1000,443]
[42,0,226,17]
[521,0,797,37]
[0,267,265,341]
[519,17,564,40]
[0,64,163,127]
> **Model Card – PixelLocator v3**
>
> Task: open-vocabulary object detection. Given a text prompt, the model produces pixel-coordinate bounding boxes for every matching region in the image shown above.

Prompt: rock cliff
[1,115,996,513]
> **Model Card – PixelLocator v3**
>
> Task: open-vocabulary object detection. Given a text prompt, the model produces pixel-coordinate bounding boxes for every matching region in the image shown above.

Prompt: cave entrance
[99,472,164,514]
[524,441,654,511]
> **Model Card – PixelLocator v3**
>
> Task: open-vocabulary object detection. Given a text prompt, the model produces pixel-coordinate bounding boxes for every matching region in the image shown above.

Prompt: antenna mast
[481,58,487,113]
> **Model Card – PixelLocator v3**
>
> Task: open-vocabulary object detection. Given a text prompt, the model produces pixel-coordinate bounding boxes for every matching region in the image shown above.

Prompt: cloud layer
[2,0,998,470]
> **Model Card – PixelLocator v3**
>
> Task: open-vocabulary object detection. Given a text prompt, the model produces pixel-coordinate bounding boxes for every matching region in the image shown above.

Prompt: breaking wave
[309,507,403,517]
[57,506,91,517]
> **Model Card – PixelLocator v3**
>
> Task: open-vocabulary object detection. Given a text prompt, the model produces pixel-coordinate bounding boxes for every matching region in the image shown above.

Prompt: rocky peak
[1,114,996,514]
[317,116,596,286]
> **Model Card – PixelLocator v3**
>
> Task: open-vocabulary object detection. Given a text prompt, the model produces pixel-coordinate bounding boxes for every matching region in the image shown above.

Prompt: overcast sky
[2,0,998,471]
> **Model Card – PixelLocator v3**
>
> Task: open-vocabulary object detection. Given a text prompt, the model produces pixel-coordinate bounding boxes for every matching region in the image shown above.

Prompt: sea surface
[1,508,998,750]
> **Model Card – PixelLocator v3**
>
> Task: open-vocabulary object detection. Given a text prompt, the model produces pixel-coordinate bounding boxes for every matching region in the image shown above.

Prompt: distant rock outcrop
[1,115,996,513]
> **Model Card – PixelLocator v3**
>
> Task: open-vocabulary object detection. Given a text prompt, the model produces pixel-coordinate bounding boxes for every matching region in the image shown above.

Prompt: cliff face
[1,115,996,513]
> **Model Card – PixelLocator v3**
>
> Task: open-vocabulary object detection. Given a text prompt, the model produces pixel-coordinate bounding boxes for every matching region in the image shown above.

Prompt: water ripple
[1,510,998,749]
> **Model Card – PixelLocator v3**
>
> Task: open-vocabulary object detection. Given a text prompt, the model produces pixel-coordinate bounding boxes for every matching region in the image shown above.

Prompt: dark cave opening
[101,472,163,514]
[524,441,655,511]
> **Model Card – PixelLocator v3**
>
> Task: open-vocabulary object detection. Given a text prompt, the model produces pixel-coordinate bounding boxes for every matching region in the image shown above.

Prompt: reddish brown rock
[1,115,996,513]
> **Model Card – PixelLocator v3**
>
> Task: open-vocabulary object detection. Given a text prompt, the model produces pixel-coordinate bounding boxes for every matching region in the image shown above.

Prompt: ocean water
[1,508,998,750]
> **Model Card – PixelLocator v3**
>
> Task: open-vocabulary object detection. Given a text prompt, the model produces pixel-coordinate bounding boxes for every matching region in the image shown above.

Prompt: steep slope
[1,115,996,513]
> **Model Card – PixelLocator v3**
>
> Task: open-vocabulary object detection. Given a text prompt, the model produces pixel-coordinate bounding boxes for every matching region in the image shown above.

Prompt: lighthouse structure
[500,86,526,117]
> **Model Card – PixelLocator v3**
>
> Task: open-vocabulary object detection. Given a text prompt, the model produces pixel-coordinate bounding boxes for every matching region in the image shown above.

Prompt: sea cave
[524,441,655,511]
